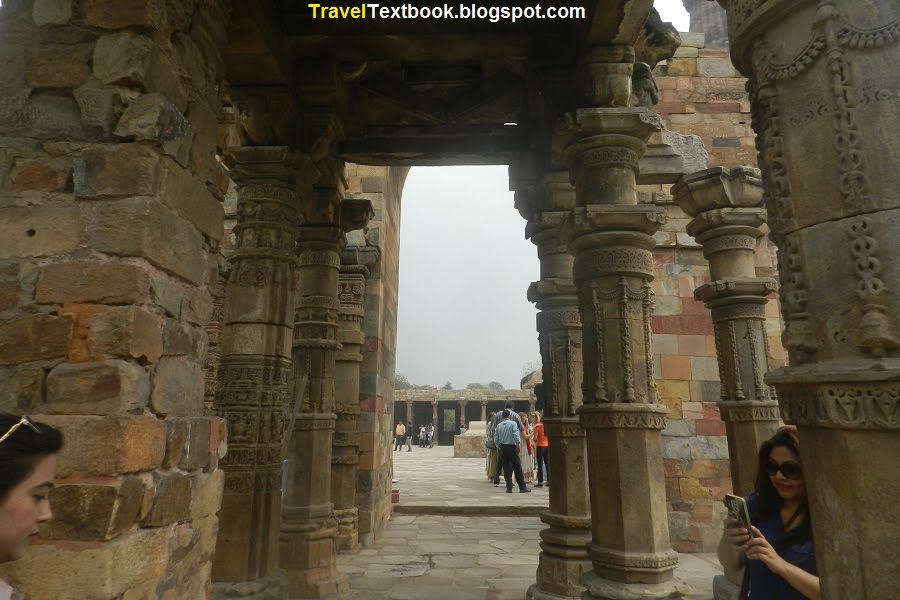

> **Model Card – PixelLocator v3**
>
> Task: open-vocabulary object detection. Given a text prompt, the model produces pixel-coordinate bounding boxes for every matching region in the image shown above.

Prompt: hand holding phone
[723,493,755,555]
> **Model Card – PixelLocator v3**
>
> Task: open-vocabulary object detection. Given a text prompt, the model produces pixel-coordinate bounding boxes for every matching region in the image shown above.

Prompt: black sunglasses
[765,460,803,480]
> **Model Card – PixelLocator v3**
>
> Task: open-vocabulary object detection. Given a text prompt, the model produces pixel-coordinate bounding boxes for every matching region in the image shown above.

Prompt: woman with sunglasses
[0,414,63,599]
[718,426,820,599]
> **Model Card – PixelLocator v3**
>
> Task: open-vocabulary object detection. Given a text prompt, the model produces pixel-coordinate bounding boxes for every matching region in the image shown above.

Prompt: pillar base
[531,523,592,599]
[581,571,689,600]
[333,507,359,552]
[212,571,285,600]
[712,575,739,600]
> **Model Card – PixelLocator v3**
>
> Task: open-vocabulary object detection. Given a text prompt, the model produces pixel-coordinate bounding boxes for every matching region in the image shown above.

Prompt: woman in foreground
[0,414,63,600]
[718,426,820,599]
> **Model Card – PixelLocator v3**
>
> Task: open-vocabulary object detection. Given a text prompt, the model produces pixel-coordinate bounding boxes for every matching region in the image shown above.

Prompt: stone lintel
[671,166,763,217]
[224,146,318,187]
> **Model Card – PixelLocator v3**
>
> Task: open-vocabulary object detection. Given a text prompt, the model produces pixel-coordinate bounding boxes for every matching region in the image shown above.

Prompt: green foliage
[441,381,453,390]
[466,382,487,390]
[487,381,504,391]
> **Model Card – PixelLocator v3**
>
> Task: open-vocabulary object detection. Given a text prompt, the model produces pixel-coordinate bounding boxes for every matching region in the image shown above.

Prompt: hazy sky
[394,2,690,389]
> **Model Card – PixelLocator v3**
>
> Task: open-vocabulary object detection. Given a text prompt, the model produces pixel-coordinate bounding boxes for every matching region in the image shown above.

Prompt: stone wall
[0,0,229,596]
[346,164,408,546]
[638,32,783,552]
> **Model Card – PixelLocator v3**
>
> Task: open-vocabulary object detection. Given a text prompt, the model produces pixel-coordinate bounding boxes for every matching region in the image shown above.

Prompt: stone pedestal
[518,170,592,600]
[554,106,687,599]
[672,166,781,495]
[213,147,313,598]
[716,2,900,598]
[331,262,371,552]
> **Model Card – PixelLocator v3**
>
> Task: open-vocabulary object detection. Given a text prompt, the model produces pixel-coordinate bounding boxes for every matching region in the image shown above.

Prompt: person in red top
[532,411,549,488]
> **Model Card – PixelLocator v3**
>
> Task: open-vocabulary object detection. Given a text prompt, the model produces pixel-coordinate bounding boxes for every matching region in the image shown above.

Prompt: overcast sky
[394,2,690,389]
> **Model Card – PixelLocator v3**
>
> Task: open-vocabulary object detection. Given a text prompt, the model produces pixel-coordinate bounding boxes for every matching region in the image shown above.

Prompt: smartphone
[723,493,754,535]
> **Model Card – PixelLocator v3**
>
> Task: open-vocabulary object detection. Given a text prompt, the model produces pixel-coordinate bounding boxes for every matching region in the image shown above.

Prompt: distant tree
[395,372,414,390]
[466,382,487,390]
[520,359,542,377]
[441,381,453,390]
[487,381,504,391]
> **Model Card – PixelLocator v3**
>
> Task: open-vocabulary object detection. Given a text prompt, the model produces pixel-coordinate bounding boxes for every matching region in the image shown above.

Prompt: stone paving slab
[336,515,722,599]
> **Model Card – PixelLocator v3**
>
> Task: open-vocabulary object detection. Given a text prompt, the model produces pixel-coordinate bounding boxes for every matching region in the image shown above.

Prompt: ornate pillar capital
[580,45,636,107]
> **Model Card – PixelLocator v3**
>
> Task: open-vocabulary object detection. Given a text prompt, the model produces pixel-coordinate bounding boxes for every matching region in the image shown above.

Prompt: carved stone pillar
[714,3,899,598]
[332,253,375,552]
[431,401,438,425]
[673,166,782,495]
[481,401,487,422]
[554,104,687,598]
[459,400,468,429]
[522,171,592,600]
[405,401,413,427]
[213,146,312,598]
[280,157,373,596]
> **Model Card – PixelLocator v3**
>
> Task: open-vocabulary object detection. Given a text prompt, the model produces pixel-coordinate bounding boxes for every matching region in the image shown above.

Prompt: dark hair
[501,409,511,419]
[0,414,63,500]
[752,426,811,547]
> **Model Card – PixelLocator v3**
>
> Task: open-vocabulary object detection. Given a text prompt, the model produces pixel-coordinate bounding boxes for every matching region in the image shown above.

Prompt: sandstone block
[142,472,191,526]
[666,57,697,76]
[697,58,737,78]
[27,43,93,89]
[668,511,690,541]
[84,0,164,29]
[0,205,82,260]
[0,366,44,411]
[93,32,155,86]
[182,417,211,470]
[32,0,73,25]
[679,477,712,501]
[115,93,188,142]
[662,419,694,438]
[0,527,171,599]
[0,313,73,365]
[45,360,149,415]
[90,197,208,284]
[159,157,225,241]
[690,356,720,381]
[21,93,87,139]
[150,357,204,417]
[74,143,160,198]
[151,275,214,324]
[36,261,152,305]
[10,157,71,192]
[87,306,164,363]
[662,436,691,460]
[36,414,166,476]
[673,47,699,58]
[187,98,218,175]
[660,354,691,380]
[42,476,144,541]
[689,436,730,460]
[190,470,224,520]
[162,318,203,358]
[73,81,131,135]
[0,281,19,312]
[678,32,705,48]
[162,418,190,469]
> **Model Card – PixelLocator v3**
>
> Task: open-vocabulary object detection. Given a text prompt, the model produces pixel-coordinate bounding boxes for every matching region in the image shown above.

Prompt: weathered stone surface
[697,57,735,78]
[45,360,150,415]
[10,157,71,192]
[142,472,191,526]
[87,305,164,363]
[679,32,705,49]
[182,417,212,471]
[0,281,19,312]
[21,94,86,139]
[159,157,224,241]
[0,527,170,599]
[93,32,155,87]
[42,476,144,541]
[74,143,161,198]
[27,43,93,89]
[190,470,224,520]
[36,261,152,305]
[84,0,164,30]
[115,93,188,142]
[162,318,203,357]
[0,313,74,365]
[32,0,74,25]
[89,197,208,284]
[0,366,45,411]
[36,414,166,476]
[150,357,204,417]
[0,205,82,259]
[73,81,132,135]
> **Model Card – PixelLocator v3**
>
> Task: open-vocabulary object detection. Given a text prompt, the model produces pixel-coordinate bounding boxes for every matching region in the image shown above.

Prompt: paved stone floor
[335,445,722,599]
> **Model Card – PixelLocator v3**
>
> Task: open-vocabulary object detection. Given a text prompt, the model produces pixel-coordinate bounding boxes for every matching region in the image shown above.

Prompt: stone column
[432,401,438,425]
[280,156,373,595]
[481,401,487,421]
[459,400,468,429]
[529,398,537,416]
[331,257,373,552]
[554,60,687,594]
[522,171,593,600]
[673,166,781,495]
[405,401,413,427]
[214,147,312,598]
[715,3,899,598]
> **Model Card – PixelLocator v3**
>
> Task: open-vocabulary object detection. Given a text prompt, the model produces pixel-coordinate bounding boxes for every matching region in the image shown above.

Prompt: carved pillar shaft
[717,3,900,598]
[672,167,782,495]
[459,401,467,429]
[281,222,344,598]
[480,401,487,422]
[213,147,308,597]
[331,263,369,552]
[555,107,686,598]
[406,402,413,427]
[431,401,438,425]
[523,171,592,600]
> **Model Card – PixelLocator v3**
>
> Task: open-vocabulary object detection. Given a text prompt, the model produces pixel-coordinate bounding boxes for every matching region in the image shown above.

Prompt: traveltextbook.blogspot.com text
[306,3,587,23]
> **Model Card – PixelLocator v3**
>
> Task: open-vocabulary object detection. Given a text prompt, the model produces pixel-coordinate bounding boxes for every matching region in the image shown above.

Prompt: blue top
[494,419,521,446]
[746,492,817,600]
